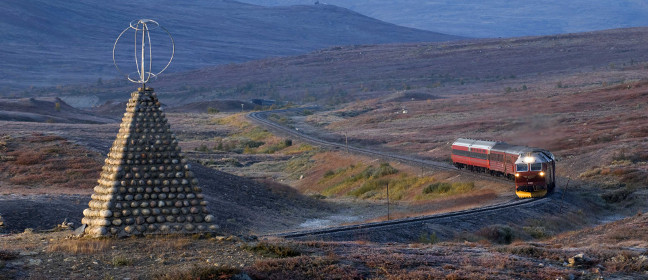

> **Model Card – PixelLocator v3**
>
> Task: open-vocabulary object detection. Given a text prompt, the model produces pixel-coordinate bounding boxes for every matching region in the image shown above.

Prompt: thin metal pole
[141,22,146,84]
[345,132,349,153]
[559,177,570,213]
[386,183,390,221]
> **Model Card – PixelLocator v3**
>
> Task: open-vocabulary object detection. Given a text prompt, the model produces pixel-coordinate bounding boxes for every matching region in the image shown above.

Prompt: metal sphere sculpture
[113,19,175,85]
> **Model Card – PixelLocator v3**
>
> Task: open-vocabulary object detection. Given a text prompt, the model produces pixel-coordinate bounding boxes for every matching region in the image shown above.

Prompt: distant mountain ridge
[0,0,462,90]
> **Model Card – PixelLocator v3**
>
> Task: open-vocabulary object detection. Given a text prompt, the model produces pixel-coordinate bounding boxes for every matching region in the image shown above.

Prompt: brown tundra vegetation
[1,27,648,279]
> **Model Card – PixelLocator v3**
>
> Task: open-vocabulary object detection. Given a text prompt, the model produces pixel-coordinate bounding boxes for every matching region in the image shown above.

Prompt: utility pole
[560,176,570,213]
[345,132,349,153]
[386,182,390,221]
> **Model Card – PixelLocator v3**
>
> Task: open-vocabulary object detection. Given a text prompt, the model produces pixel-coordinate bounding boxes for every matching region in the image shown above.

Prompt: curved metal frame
[113,19,175,85]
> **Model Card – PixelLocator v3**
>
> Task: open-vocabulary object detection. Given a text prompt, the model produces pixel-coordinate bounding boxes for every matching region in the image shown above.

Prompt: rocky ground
[1,210,647,279]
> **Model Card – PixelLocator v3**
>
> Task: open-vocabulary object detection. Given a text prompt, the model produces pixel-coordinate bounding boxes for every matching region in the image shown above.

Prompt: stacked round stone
[83,88,216,237]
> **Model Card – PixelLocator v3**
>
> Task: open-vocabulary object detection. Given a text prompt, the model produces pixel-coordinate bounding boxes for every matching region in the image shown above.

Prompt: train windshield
[530,163,542,171]
[516,163,528,172]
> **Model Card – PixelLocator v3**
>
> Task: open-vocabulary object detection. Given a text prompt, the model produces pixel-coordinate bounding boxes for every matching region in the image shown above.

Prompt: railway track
[248,110,453,169]
[248,109,508,183]
[247,109,546,240]
[272,197,544,239]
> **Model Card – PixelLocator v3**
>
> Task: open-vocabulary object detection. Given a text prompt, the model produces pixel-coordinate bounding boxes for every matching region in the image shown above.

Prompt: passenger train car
[451,138,556,198]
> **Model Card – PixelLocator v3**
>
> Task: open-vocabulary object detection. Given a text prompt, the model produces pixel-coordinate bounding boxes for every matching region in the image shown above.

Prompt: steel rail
[271,196,542,239]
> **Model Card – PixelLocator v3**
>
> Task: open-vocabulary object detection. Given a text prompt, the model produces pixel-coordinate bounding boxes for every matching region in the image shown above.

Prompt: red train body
[451,138,556,198]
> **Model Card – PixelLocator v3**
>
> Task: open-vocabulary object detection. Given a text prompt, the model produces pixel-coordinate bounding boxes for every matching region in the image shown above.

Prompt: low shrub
[247,256,360,280]
[423,182,452,194]
[154,266,241,280]
[604,252,648,273]
[0,250,19,261]
[374,162,398,177]
[499,245,561,261]
[522,226,554,239]
[477,224,515,244]
[111,256,132,266]
[601,187,634,203]
[14,151,44,165]
[323,169,335,178]
[418,232,439,244]
[244,242,300,258]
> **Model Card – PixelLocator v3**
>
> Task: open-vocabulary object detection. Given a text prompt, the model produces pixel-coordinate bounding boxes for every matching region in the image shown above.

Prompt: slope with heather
[24,27,648,108]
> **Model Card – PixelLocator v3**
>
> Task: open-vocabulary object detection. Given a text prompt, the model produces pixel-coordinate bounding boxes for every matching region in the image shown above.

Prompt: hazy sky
[239,0,648,38]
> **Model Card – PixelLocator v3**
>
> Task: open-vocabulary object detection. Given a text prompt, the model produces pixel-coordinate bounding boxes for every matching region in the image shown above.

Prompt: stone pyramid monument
[82,87,216,237]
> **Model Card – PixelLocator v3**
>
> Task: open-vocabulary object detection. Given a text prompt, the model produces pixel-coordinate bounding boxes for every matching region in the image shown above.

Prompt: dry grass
[47,239,112,254]
[247,256,361,280]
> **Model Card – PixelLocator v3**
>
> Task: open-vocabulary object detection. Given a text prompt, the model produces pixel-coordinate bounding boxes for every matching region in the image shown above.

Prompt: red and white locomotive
[451,138,556,198]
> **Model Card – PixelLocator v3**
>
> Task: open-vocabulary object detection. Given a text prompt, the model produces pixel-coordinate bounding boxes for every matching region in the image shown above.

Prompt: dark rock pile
[82,88,216,237]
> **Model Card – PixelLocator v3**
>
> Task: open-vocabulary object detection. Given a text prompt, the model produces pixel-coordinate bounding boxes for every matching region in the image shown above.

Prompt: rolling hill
[0,0,461,90]
[241,0,648,38]
[23,27,648,107]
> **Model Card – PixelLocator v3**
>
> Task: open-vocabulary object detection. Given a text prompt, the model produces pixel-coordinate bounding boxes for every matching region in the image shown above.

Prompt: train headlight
[539,171,545,176]
[524,156,535,163]
[515,173,520,177]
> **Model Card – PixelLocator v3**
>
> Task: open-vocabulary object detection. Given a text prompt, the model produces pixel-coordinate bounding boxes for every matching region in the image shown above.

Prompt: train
[451,138,556,198]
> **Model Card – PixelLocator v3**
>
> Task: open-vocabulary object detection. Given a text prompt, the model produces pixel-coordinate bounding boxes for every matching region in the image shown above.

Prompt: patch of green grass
[321,164,369,196]
[375,162,398,177]
[268,114,293,126]
[320,166,354,182]
[285,144,316,155]
[421,181,475,197]
[211,114,250,129]
[284,152,315,176]
[349,178,390,197]
[236,126,272,141]
[321,163,440,199]
[387,174,434,200]
[256,138,292,154]
[348,174,436,199]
